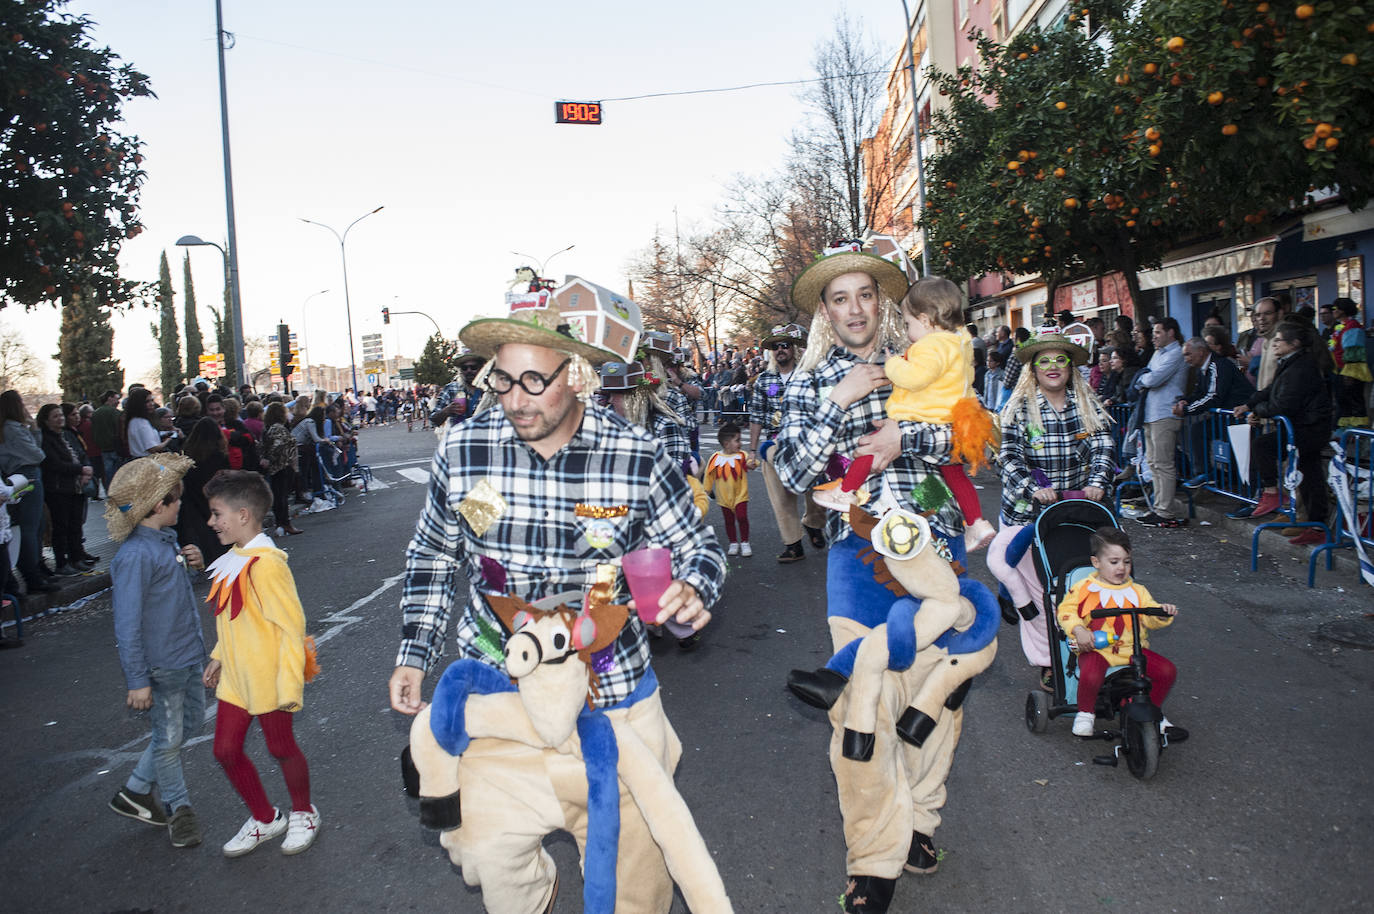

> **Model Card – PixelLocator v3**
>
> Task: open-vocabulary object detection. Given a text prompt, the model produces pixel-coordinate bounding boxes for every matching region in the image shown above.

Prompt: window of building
[1337,255,1364,306]
[1266,275,1319,312]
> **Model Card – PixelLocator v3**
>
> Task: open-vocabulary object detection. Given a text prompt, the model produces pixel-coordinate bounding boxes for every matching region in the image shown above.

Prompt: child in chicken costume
[786,503,999,886]
[404,579,732,914]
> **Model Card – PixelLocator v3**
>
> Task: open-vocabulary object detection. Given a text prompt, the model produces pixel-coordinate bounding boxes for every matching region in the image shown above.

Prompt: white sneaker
[727,543,740,556]
[740,542,753,556]
[1071,711,1096,737]
[281,804,321,855]
[963,518,996,553]
[222,808,287,858]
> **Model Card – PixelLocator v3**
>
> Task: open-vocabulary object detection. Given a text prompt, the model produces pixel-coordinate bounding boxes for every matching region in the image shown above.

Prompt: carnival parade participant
[985,327,1115,691]
[427,350,486,428]
[641,332,700,457]
[388,293,725,914]
[702,422,757,556]
[749,323,827,563]
[773,242,980,914]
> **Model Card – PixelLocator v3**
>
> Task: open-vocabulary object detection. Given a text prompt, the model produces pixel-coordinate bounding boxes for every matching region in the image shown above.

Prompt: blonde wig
[617,386,684,428]
[797,296,906,373]
[999,355,1112,434]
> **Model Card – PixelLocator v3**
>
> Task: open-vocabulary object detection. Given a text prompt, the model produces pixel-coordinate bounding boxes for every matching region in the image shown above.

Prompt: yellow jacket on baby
[702,451,750,510]
[1056,572,1173,667]
[883,330,973,423]
[208,539,307,714]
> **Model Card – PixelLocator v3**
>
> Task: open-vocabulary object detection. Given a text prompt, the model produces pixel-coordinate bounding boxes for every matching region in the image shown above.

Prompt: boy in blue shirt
[104,454,208,848]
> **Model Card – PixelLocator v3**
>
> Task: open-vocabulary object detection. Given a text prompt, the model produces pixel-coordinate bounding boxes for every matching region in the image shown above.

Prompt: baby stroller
[315,442,373,507]
[1021,499,1180,780]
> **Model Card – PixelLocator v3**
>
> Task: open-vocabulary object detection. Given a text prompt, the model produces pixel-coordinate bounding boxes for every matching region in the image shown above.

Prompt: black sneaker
[776,541,805,564]
[1134,512,1187,528]
[168,806,202,848]
[1226,505,1255,519]
[842,875,895,913]
[905,831,939,874]
[110,787,167,826]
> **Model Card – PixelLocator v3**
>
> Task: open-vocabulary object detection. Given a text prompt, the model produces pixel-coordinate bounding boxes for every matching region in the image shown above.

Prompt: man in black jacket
[1232,321,1332,544]
[1176,337,1255,487]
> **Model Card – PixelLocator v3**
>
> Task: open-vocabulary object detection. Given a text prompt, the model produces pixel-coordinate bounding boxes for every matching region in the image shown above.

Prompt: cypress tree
[157,251,182,396]
[56,283,123,402]
[182,252,204,377]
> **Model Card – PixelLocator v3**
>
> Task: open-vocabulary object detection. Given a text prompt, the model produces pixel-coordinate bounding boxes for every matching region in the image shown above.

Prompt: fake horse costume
[787,504,999,881]
[404,580,732,914]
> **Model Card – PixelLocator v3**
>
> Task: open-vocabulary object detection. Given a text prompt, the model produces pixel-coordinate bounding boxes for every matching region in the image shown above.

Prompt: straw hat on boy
[103,454,195,542]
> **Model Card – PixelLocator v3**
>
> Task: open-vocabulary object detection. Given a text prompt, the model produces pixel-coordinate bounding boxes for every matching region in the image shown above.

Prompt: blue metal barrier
[1309,428,1374,587]
[1109,402,1195,519]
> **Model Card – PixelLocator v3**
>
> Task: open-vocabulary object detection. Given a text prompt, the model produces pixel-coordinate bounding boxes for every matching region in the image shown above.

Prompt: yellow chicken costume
[702,451,750,509]
[206,533,308,713]
[1055,573,1173,667]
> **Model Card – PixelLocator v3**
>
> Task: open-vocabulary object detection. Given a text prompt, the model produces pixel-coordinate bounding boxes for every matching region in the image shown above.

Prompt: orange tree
[1,1,152,310]
[922,2,1181,307]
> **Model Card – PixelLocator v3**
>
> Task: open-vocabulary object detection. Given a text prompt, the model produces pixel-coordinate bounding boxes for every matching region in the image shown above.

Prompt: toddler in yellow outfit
[884,277,998,551]
[200,471,321,858]
[703,422,758,556]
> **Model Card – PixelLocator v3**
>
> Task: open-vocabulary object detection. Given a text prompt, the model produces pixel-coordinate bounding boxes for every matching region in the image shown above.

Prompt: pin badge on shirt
[584,519,617,550]
[767,383,780,398]
[458,478,508,536]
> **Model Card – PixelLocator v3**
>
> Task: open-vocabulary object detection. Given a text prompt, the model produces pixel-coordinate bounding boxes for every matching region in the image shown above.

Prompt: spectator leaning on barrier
[1133,317,1188,528]
[1232,321,1332,545]
[1175,337,1255,488]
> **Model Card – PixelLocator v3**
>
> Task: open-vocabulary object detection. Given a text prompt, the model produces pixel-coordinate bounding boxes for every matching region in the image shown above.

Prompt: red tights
[213,700,312,822]
[1076,649,1176,713]
[938,464,984,524]
[720,502,749,543]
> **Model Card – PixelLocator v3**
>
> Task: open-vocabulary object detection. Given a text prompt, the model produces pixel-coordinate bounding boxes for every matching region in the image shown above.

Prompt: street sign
[363,359,386,375]
[555,101,602,125]
[366,373,378,386]
[198,353,225,379]
[398,367,415,380]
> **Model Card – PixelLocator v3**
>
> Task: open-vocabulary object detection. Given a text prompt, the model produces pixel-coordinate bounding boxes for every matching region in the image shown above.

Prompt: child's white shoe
[1071,711,1096,737]
[281,804,321,855]
[727,543,740,556]
[740,542,752,557]
[223,808,286,858]
[963,518,996,553]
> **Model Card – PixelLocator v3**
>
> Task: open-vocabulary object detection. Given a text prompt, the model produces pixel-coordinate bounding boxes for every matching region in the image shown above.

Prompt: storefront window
[1337,255,1364,306]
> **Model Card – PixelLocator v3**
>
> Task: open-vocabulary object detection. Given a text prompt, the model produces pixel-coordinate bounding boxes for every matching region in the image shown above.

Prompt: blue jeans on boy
[126,665,206,813]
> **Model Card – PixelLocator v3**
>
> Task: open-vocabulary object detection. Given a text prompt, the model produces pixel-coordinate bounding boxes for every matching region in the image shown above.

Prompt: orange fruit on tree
[1055,101,1067,110]
[1053,167,1066,177]
[1257,1,1270,10]
[1207,90,1224,104]
[1148,143,1162,156]
[1166,36,1185,52]
[1303,136,1317,150]
[1126,219,1137,227]
[1008,160,1021,170]
[1295,4,1314,19]
[1018,149,1031,161]
[1341,53,1358,65]
[1222,123,1239,135]
[1314,122,1333,138]
[1145,126,1161,140]
[1018,52,1029,60]
[1144,62,1159,74]
[1065,197,1080,208]
[1325,136,1339,149]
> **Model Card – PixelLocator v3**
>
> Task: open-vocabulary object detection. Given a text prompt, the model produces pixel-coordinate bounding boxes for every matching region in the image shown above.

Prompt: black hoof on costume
[842,874,895,913]
[944,679,973,711]
[895,708,936,748]
[998,593,1020,626]
[1016,602,1039,621]
[841,728,875,761]
[418,789,462,830]
[401,745,420,798]
[786,668,848,710]
[904,831,939,874]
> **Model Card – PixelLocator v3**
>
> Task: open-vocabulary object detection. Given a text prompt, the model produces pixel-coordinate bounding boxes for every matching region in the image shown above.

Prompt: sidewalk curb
[16,572,111,617]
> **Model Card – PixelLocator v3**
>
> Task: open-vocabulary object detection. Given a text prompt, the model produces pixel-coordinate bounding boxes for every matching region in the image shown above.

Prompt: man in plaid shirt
[774,248,971,914]
[751,322,827,562]
[427,351,485,427]
[389,305,724,913]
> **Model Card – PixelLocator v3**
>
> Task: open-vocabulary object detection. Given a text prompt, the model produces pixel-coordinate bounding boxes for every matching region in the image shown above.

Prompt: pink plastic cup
[622,547,694,637]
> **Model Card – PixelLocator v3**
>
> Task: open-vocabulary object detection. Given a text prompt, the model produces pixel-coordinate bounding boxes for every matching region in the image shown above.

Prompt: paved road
[2,421,1370,912]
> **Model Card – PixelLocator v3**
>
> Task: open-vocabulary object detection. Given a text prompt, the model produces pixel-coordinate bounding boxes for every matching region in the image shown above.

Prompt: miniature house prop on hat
[547,276,644,362]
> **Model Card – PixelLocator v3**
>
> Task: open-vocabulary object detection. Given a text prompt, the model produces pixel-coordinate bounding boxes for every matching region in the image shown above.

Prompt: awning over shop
[1303,205,1374,242]
[1137,237,1278,290]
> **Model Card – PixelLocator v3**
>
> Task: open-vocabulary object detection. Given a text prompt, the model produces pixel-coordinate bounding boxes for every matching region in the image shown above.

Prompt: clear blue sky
[12,0,895,389]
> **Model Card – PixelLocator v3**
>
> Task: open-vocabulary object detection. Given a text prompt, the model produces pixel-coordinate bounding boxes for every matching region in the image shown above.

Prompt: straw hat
[1014,326,1091,367]
[103,453,195,542]
[460,294,619,366]
[762,322,808,350]
[790,243,910,314]
[597,360,647,393]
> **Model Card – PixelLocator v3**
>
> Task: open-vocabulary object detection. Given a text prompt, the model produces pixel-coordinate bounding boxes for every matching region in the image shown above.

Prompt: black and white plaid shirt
[773,345,962,541]
[997,392,1115,524]
[650,409,691,469]
[749,369,789,440]
[665,386,696,434]
[397,402,726,707]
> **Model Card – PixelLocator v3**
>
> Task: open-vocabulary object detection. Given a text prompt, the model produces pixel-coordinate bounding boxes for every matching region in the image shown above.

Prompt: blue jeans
[127,665,206,813]
[101,453,122,491]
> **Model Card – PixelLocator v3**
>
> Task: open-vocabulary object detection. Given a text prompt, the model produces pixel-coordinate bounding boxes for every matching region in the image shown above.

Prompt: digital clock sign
[555,101,602,125]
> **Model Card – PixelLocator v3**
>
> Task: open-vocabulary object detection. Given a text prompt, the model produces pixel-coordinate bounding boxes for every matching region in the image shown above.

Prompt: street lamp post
[300,206,384,397]
[298,287,329,390]
[175,234,245,385]
[899,0,932,277]
[389,309,443,336]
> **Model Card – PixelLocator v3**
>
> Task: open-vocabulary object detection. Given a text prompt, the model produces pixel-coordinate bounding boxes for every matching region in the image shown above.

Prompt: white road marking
[365,456,433,470]
[397,467,430,485]
[364,477,391,490]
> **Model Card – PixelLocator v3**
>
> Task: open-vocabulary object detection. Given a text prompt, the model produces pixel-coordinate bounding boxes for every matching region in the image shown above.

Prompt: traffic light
[277,323,294,379]
[382,306,390,324]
